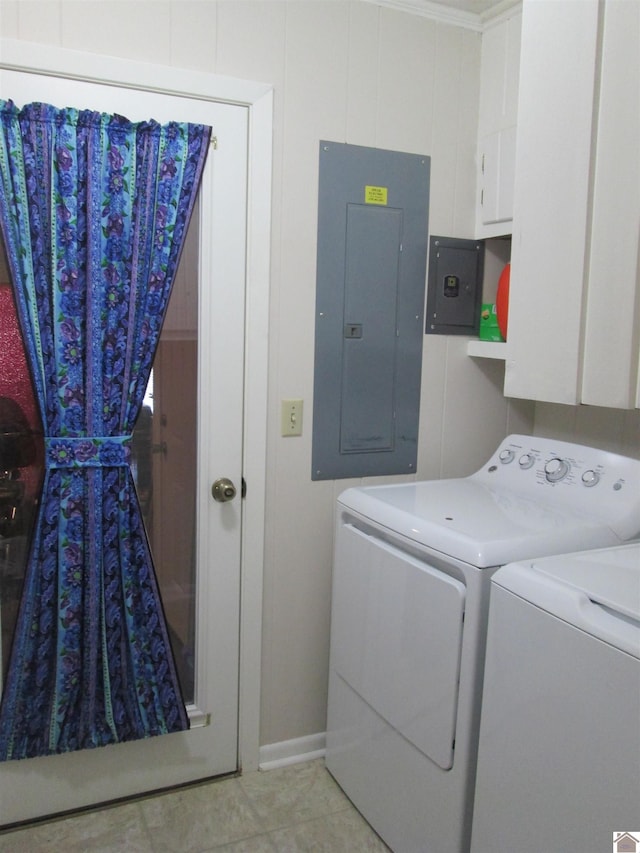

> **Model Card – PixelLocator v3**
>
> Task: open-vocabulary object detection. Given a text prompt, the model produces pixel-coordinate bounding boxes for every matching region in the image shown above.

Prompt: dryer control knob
[581,469,600,487]
[544,457,570,483]
[518,453,535,469]
[499,449,515,464]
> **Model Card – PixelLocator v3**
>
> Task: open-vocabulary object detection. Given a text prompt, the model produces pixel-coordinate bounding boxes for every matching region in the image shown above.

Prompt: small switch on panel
[281,399,303,437]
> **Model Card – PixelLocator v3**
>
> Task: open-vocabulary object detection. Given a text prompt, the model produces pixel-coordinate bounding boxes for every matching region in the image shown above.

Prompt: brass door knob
[212,477,237,502]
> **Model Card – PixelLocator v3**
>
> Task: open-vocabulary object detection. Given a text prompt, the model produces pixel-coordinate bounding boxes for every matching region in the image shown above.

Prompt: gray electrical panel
[425,236,484,335]
[312,141,430,481]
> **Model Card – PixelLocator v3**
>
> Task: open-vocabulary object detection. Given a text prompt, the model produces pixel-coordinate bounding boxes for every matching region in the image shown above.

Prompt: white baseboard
[258,732,326,771]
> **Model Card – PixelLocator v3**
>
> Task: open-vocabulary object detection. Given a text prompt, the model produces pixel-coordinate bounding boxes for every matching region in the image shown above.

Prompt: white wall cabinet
[580,0,640,409]
[505,0,640,408]
[475,9,521,238]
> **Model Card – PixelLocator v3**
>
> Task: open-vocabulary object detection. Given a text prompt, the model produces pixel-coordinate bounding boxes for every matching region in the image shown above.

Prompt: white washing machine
[325,435,640,853]
[470,542,640,853]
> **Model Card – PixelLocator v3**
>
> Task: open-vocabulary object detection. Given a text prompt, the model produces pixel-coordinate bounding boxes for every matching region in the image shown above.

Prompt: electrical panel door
[312,141,430,480]
[425,236,484,336]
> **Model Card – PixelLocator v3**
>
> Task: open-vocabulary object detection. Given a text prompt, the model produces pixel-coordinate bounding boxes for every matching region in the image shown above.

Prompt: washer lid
[338,480,622,568]
[493,543,640,656]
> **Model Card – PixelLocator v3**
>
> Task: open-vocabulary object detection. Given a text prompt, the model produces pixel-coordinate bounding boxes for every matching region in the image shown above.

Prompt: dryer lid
[338,479,623,568]
[337,434,640,568]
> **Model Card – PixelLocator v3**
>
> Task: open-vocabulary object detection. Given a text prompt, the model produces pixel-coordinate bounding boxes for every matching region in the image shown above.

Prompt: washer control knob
[544,457,570,482]
[518,453,535,470]
[499,449,515,464]
[581,469,600,488]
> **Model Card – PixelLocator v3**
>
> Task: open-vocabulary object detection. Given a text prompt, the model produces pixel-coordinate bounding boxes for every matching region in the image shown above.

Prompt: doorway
[0,44,271,825]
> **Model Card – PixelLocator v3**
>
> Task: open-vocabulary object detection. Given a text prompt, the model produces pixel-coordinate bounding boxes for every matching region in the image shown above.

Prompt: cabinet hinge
[241,476,247,498]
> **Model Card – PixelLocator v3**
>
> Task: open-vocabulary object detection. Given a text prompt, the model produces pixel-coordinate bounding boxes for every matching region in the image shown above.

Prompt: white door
[0,69,247,825]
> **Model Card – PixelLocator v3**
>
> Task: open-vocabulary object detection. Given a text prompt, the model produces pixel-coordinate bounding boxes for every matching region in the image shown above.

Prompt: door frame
[0,38,272,773]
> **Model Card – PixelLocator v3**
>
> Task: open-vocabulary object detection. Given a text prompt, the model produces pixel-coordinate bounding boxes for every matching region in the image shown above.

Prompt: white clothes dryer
[470,542,640,853]
[325,435,640,853]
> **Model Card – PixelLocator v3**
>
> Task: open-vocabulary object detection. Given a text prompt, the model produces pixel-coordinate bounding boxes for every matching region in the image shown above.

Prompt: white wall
[0,0,536,750]
[534,403,640,459]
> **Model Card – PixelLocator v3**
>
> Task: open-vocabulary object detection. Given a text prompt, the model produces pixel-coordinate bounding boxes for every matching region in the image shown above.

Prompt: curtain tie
[45,436,132,469]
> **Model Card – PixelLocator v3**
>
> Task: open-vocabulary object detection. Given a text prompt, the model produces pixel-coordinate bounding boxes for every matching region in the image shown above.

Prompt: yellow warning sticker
[364,185,388,205]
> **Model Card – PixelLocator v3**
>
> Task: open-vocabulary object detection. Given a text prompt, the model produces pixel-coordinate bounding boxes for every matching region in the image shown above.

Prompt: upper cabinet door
[475,10,521,238]
[505,0,639,408]
[504,0,599,404]
[580,0,640,409]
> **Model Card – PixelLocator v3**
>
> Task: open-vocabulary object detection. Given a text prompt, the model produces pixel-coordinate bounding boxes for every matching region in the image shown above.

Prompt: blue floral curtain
[0,100,210,760]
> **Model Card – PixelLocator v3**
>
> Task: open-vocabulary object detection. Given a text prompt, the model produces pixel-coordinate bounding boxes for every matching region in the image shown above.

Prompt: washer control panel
[489,438,625,489]
[477,434,640,540]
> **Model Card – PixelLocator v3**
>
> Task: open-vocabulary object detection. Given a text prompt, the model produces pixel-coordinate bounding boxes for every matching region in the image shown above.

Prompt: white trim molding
[0,39,272,106]
[361,0,521,31]
[259,733,327,772]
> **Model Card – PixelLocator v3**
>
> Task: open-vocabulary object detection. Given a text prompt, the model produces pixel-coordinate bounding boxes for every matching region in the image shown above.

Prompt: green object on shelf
[479,303,504,342]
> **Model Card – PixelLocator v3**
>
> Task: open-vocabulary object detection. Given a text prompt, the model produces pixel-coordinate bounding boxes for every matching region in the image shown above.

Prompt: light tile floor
[0,758,390,852]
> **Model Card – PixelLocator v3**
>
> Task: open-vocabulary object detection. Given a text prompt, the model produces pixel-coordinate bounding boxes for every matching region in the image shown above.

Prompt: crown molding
[479,0,522,26]
[361,0,520,32]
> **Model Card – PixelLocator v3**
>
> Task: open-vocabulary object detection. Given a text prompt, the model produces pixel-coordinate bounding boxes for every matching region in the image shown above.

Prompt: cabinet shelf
[467,340,507,360]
